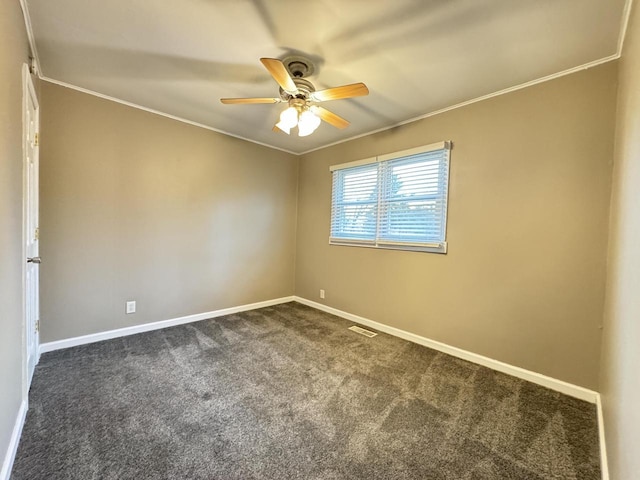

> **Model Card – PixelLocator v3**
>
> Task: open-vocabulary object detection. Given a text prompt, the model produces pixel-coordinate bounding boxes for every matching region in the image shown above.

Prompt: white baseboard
[40,296,295,354]
[293,296,599,404]
[596,394,609,480]
[0,400,27,480]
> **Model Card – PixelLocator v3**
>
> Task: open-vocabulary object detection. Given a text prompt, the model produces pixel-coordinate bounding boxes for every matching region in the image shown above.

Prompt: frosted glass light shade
[279,107,299,129]
[298,110,321,137]
[275,123,290,134]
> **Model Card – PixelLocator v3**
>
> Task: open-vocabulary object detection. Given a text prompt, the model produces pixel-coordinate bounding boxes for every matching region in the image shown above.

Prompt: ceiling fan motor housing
[280,78,316,102]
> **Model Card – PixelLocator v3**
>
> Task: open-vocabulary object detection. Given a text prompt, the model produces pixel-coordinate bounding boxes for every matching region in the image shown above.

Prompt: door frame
[21,63,40,400]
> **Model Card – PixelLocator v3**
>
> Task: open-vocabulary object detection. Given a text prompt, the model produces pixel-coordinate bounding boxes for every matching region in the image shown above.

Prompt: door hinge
[35,320,40,333]
[34,227,39,241]
[34,132,39,146]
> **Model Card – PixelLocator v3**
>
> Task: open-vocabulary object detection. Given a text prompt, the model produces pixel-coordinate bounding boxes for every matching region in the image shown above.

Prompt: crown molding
[39,77,299,155]
[298,54,619,155]
[618,0,635,54]
[19,0,41,76]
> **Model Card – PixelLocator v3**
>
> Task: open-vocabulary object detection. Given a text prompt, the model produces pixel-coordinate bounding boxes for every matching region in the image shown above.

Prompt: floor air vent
[348,325,378,338]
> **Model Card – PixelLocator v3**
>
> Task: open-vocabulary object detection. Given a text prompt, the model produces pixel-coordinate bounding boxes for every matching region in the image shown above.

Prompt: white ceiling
[25,0,629,154]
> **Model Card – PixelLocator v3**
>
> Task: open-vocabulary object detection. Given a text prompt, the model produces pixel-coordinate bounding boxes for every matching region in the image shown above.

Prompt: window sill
[329,239,447,254]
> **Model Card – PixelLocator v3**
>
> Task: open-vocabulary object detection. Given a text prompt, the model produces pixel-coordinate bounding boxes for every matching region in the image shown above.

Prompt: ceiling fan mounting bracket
[282,56,315,78]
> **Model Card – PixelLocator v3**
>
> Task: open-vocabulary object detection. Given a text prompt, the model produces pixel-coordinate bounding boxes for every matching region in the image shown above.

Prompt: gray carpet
[12,302,601,479]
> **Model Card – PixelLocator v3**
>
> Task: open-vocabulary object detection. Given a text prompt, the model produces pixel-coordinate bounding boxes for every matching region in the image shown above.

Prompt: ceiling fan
[220,56,369,137]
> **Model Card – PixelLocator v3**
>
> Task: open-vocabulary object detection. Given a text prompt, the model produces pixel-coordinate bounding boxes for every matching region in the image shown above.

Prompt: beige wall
[296,63,617,389]
[39,83,298,342]
[600,1,640,478]
[0,0,31,469]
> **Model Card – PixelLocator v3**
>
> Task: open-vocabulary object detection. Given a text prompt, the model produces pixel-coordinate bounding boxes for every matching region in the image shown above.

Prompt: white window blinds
[330,162,378,243]
[330,142,451,253]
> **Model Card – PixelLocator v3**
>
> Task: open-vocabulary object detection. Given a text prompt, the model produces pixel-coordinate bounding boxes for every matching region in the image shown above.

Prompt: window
[330,141,451,253]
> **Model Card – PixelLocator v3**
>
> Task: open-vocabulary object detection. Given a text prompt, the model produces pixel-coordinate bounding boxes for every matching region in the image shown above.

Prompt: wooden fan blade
[311,82,369,102]
[311,106,350,129]
[220,97,281,104]
[260,58,297,94]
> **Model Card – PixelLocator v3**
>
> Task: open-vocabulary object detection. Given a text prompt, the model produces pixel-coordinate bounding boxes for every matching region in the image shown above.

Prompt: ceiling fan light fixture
[279,106,299,130]
[298,109,321,137]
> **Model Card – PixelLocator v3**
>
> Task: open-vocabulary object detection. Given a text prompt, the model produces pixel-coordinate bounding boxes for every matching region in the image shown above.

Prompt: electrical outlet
[320,289,325,299]
[126,301,136,314]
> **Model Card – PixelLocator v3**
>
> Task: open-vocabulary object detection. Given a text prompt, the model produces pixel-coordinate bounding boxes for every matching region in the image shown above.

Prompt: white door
[23,64,40,387]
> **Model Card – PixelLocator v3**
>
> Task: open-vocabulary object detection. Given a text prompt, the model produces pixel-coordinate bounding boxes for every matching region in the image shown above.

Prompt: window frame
[329,141,451,254]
